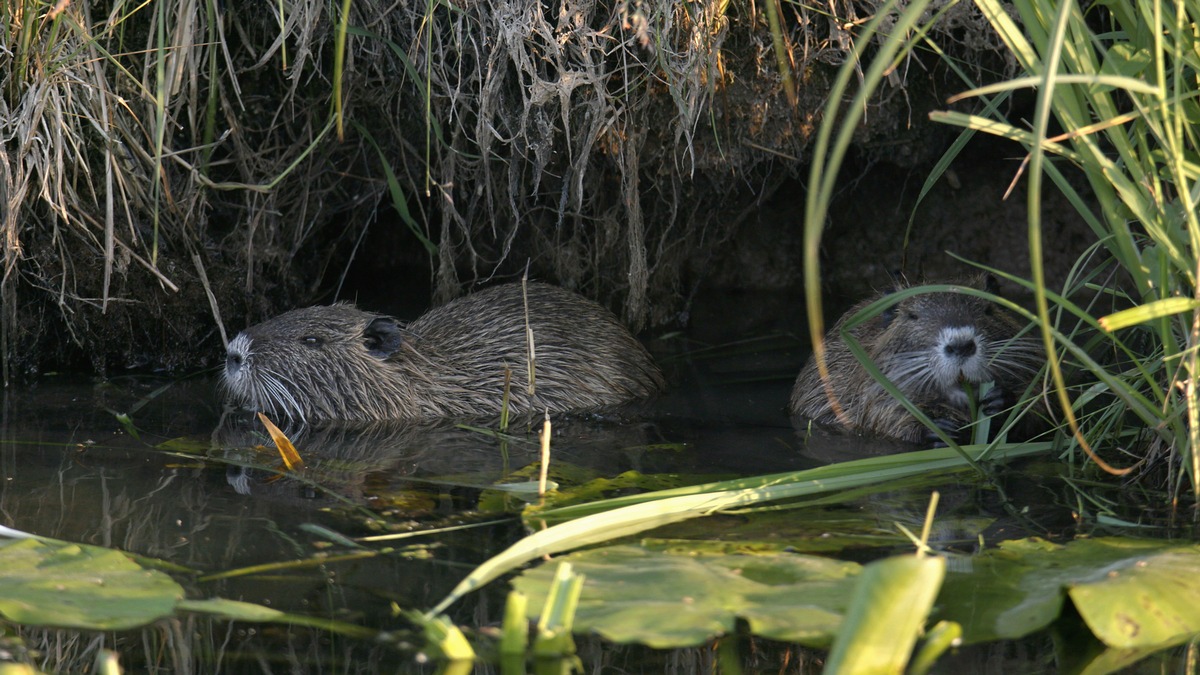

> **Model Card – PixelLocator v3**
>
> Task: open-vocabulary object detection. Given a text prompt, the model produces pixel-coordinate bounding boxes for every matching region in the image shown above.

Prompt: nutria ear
[363,317,404,359]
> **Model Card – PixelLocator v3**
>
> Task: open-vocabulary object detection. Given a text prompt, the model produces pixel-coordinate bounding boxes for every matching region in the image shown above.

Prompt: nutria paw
[923,414,967,447]
[980,385,1013,417]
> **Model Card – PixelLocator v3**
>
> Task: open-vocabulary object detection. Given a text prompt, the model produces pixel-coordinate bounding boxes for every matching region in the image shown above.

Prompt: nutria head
[790,276,1046,443]
[223,304,419,424]
[867,285,1041,409]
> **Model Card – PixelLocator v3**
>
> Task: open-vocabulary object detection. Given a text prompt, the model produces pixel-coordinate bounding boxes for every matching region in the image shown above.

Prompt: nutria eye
[906,312,919,321]
[302,335,323,348]
[984,305,995,316]
[880,307,897,327]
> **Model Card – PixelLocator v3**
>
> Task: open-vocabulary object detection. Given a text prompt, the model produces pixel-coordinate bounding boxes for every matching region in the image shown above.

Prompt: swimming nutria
[223,282,665,423]
[790,277,1043,444]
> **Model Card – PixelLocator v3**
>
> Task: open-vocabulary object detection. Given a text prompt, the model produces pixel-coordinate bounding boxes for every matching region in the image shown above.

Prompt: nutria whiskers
[790,278,1044,444]
[223,282,665,423]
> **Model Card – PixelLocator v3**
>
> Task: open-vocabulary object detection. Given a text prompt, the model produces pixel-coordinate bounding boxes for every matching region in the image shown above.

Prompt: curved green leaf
[937,538,1200,648]
[430,444,1049,615]
[0,539,182,631]
[1071,548,1200,649]
[824,555,946,674]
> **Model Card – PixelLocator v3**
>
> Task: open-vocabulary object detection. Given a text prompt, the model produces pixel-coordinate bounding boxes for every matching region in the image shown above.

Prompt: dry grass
[1,0,1006,378]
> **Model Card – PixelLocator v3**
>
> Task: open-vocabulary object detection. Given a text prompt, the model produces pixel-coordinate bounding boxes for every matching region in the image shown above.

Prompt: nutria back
[223,282,665,423]
[790,279,1043,443]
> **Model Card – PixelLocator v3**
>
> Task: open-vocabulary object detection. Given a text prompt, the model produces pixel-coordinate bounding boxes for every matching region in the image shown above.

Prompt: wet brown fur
[224,283,665,423]
[790,279,1044,443]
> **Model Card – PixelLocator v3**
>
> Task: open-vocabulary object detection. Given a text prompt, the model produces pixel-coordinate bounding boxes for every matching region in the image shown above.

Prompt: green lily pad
[515,537,1200,655]
[0,537,384,640]
[0,538,183,631]
[512,544,860,648]
[935,538,1065,643]
[937,537,1200,649]
[1069,543,1200,649]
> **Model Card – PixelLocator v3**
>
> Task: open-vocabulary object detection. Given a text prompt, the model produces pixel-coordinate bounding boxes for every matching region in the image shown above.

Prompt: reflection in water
[211,409,669,501]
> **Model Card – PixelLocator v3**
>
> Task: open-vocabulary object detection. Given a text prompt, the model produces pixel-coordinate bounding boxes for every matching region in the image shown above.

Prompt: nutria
[223,282,665,423]
[789,278,1043,444]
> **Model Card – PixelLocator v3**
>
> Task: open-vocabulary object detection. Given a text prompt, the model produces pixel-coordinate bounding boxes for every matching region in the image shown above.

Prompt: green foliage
[513,545,858,649]
[430,443,1048,615]
[823,554,947,674]
[0,538,183,631]
[509,537,1200,667]
[801,0,1200,493]
[929,0,1200,494]
[0,535,380,639]
[531,563,585,659]
[936,537,1200,649]
[403,610,475,662]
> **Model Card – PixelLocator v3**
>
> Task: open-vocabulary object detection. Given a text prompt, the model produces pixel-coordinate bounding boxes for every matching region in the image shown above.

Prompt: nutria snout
[223,282,665,423]
[789,278,1044,444]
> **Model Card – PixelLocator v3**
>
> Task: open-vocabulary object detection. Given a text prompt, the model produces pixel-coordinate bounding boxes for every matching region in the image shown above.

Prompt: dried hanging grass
[0,0,1005,378]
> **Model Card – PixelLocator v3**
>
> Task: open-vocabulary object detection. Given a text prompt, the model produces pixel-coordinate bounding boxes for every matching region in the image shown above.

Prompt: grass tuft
[930,0,1200,496]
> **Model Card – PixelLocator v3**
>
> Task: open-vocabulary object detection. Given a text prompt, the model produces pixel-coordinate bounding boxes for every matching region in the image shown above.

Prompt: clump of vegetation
[925,0,1200,497]
[801,0,1200,497]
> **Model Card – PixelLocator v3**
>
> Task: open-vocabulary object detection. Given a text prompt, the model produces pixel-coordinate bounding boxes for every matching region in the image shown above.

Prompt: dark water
[0,290,1091,673]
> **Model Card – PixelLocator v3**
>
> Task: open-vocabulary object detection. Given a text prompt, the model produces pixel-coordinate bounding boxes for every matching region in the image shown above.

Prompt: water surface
[0,290,1079,672]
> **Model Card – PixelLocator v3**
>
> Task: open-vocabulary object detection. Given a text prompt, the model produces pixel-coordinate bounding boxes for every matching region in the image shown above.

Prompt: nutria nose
[226,351,243,375]
[944,338,977,359]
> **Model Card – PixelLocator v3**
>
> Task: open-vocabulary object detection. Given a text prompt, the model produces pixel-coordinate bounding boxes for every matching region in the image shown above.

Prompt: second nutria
[223,282,665,424]
[790,277,1043,444]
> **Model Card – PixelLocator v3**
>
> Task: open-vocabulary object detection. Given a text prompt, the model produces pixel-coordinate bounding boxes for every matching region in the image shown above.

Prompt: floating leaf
[181,598,379,639]
[0,539,183,631]
[937,537,1200,649]
[434,444,1049,615]
[179,598,291,622]
[513,544,859,648]
[936,538,1079,643]
[1070,547,1200,649]
[258,412,305,470]
[0,537,383,640]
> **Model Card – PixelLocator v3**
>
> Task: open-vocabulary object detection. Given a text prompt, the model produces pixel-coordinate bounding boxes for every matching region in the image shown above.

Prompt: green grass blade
[1100,299,1200,331]
[804,0,938,418]
[822,555,946,674]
